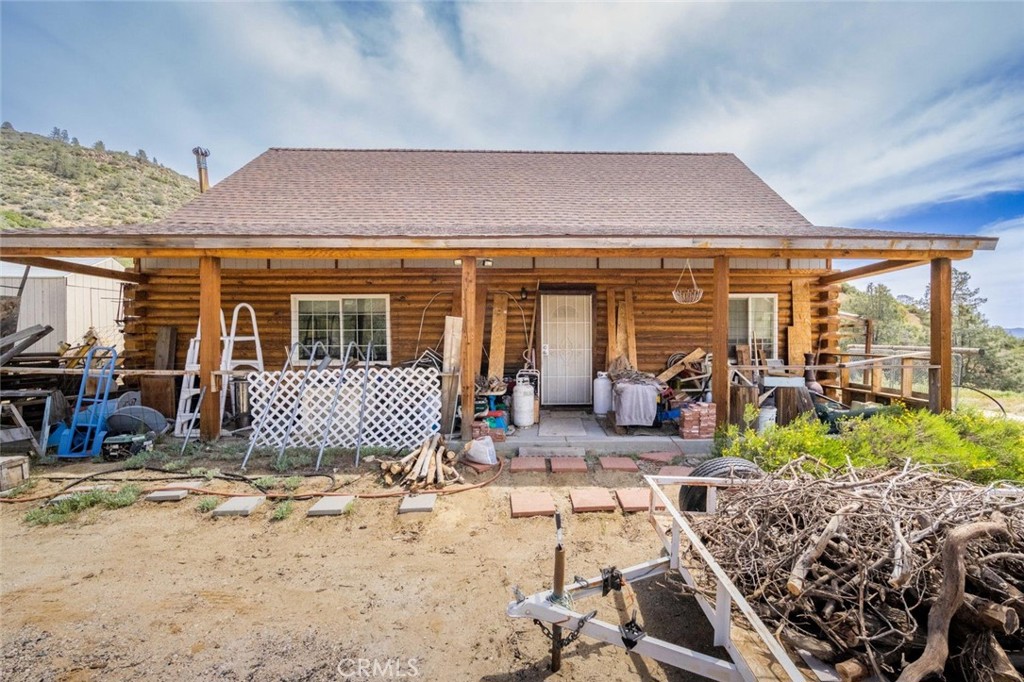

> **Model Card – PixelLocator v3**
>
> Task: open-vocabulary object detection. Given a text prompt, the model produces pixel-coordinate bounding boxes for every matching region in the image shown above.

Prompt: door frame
[537,289,597,406]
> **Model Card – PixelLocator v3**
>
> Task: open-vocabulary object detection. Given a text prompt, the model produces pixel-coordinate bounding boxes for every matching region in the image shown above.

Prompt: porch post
[712,256,730,427]
[929,257,952,413]
[199,256,222,441]
[460,257,478,440]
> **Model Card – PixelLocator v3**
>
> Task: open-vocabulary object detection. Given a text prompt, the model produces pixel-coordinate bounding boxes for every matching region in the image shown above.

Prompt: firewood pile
[687,459,1024,682]
[377,435,464,490]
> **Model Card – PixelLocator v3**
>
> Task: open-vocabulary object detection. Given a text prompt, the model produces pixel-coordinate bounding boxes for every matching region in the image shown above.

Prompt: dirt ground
[1,456,725,682]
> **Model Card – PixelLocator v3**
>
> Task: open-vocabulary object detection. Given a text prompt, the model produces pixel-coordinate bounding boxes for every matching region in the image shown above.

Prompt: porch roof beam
[0,256,147,284]
[817,259,926,286]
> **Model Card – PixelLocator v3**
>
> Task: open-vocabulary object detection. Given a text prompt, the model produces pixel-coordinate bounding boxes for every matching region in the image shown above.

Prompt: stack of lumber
[377,435,463,490]
[688,460,1024,682]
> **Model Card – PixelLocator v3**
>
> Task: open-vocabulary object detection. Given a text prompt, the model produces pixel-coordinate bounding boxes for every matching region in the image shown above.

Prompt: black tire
[678,457,763,512]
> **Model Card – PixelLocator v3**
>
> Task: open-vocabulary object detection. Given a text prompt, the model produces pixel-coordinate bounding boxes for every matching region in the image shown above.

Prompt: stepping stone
[463,459,496,474]
[615,488,666,513]
[307,495,355,517]
[212,496,264,517]
[399,494,436,514]
[639,451,677,464]
[510,491,557,518]
[550,458,588,474]
[658,465,694,477]
[510,457,548,473]
[145,489,189,502]
[519,447,586,458]
[569,488,617,513]
[599,457,640,472]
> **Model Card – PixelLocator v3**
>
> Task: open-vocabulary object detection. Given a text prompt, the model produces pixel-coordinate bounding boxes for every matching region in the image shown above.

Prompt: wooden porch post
[460,257,478,440]
[199,256,222,441]
[712,256,730,427]
[929,257,952,413]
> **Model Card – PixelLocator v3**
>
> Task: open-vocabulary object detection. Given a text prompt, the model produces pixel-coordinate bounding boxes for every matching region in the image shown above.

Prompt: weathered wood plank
[460,259,477,440]
[487,293,508,379]
[930,257,952,412]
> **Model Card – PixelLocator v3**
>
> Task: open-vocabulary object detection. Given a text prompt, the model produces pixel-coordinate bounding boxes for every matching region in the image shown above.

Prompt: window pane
[296,299,340,359]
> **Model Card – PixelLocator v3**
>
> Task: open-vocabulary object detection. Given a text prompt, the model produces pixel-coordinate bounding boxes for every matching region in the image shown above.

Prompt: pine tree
[71,137,80,146]
[136,149,148,162]
[93,140,105,151]
[50,126,62,140]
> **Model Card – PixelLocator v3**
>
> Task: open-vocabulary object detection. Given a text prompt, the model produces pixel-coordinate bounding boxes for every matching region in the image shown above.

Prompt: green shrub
[195,497,218,513]
[714,407,1023,483]
[271,500,293,522]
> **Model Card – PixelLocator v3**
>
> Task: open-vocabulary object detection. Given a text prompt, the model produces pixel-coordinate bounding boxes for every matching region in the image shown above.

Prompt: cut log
[897,520,1009,682]
[984,633,1024,682]
[780,627,840,663]
[957,593,1020,634]
[835,658,868,682]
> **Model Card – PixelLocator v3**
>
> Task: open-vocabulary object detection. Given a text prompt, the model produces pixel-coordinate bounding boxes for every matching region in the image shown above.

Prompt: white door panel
[540,294,593,405]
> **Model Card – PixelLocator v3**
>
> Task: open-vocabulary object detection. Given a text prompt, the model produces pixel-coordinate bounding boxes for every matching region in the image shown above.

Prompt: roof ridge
[265,148,736,156]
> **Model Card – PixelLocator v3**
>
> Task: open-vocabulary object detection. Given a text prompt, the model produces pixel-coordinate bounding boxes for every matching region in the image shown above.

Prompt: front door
[540,293,593,405]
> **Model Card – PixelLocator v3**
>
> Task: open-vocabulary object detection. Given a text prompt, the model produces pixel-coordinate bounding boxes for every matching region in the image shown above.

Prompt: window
[728,294,778,359]
[290,294,391,364]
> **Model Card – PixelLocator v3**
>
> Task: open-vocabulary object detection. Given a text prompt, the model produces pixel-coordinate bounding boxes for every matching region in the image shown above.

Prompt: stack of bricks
[678,403,716,439]
[471,421,507,442]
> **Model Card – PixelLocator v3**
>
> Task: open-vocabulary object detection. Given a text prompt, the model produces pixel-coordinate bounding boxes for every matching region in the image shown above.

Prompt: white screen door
[540,294,593,405]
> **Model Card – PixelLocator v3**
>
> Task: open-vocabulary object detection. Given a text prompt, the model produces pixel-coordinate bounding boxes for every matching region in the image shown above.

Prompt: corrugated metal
[598,257,662,269]
[336,259,402,269]
[535,257,598,269]
[269,259,337,269]
[0,277,67,352]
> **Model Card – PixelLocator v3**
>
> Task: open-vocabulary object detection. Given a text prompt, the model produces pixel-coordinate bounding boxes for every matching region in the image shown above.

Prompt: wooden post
[605,289,618,370]
[712,256,730,427]
[862,318,874,386]
[460,258,477,440]
[198,256,221,441]
[487,292,508,379]
[930,257,953,413]
[901,356,915,399]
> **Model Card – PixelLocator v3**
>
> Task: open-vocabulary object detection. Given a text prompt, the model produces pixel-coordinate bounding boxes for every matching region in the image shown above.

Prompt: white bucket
[757,406,777,433]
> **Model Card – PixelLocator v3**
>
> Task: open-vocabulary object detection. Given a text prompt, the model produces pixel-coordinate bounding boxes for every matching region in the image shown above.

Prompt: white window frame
[289,294,392,365]
[728,294,779,359]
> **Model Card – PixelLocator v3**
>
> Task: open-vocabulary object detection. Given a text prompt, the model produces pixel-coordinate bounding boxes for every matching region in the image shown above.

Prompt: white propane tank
[593,372,613,416]
[513,378,535,428]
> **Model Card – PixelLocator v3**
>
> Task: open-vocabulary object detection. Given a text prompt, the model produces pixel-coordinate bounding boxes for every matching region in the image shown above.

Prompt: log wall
[123,267,839,381]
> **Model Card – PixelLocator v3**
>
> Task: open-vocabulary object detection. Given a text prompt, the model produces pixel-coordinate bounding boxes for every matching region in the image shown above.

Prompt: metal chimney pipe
[192,147,210,193]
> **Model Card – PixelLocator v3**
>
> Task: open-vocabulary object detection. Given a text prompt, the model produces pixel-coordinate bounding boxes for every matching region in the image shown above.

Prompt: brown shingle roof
[77,149,825,237]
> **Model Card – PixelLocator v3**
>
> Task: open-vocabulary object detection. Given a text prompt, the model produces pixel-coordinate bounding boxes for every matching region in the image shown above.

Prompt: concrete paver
[212,496,264,517]
[549,458,588,474]
[598,457,640,472]
[399,494,436,514]
[510,491,557,518]
[569,488,617,513]
[308,495,355,516]
[510,457,548,473]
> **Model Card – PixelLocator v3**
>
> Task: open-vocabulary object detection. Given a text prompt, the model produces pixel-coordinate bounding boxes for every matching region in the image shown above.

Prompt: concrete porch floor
[452,409,713,460]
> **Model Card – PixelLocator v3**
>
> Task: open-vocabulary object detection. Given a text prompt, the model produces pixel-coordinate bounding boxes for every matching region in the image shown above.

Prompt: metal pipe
[354,342,373,467]
[550,512,565,672]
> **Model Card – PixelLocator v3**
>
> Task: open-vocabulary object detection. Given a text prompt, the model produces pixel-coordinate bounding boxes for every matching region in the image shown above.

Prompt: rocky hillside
[0,125,198,229]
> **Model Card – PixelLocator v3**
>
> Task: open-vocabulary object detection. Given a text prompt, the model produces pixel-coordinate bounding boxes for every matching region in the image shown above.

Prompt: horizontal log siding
[123,268,834,376]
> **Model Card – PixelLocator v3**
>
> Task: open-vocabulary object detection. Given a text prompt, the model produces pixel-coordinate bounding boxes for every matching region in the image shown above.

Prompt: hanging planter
[672,260,704,304]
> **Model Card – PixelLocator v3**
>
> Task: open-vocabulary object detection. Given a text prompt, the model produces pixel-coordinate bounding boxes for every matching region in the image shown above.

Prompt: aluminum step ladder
[57,346,118,458]
[174,304,265,437]
[219,303,264,424]
[173,310,226,437]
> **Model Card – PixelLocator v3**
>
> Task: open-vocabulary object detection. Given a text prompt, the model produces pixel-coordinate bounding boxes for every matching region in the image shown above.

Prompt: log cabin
[1,149,997,441]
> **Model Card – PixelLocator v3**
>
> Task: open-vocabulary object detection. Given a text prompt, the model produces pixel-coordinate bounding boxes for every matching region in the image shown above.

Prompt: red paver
[510,491,558,518]
[463,459,496,474]
[510,457,548,473]
[615,488,666,513]
[550,458,588,474]
[598,457,640,472]
[569,488,617,513]
[638,451,677,464]
[658,465,694,477]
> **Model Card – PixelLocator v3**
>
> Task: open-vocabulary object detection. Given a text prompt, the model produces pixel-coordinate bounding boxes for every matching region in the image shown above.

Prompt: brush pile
[687,459,1024,682]
[377,435,463,491]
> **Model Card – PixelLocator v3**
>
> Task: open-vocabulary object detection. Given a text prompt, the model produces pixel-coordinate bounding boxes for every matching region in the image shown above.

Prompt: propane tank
[513,378,535,428]
[593,372,613,416]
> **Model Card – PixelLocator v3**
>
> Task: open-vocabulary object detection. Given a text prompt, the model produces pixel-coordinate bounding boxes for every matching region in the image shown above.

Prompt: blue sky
[2,1,1022,326]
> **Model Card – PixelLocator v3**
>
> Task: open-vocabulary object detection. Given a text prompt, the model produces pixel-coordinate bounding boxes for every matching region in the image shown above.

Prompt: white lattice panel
[247,367,441,450]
